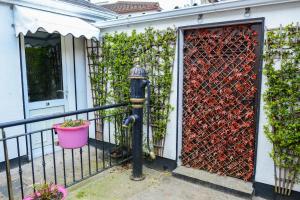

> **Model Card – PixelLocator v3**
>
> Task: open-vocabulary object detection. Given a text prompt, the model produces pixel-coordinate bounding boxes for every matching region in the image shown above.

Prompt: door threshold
[172,166,253,199]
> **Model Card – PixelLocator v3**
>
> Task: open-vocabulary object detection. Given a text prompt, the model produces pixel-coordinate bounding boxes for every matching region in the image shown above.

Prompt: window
[25,32,64,102]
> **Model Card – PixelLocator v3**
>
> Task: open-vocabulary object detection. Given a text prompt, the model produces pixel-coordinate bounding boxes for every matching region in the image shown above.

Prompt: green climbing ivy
[90,27,177,144]
[264,24,300,178]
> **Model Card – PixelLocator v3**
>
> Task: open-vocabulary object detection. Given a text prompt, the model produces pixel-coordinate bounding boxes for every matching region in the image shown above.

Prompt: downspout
[18,35,29,158]
[72,36,78,112]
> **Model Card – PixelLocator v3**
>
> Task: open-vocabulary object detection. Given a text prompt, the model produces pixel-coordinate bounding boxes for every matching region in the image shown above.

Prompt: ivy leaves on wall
[90,27,176,144]
[264,24,300,176]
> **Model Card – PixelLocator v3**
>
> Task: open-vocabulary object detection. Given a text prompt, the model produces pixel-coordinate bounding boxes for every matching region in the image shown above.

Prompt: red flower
[191,79,200,88]
[235,83,244,92]
[250,74,257,80]
[245,111,254,119]
[182,25,257,181]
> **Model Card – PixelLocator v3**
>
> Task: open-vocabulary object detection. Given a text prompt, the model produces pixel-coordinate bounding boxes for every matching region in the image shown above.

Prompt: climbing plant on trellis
[181,24,261,181]
[86,39,107,140]
[264,23,300,195]
[86,27,176,156]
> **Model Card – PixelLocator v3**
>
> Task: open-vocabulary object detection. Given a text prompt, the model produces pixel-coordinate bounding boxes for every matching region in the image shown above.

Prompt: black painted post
[131,107,144,180]
[2,129,14,200]
[124,64,148,181]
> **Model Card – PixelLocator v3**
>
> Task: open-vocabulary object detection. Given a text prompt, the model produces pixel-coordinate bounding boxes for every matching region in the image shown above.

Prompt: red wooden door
[181,23,262,181]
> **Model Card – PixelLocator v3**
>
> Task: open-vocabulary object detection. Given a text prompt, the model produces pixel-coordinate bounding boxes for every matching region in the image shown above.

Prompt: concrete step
[173,166,253,199]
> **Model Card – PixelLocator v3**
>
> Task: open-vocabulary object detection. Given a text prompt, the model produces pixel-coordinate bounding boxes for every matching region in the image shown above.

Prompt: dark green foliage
[32,183,62,200]
[90,27,176,143]
[264,24,300,177]
[61,119,85,127]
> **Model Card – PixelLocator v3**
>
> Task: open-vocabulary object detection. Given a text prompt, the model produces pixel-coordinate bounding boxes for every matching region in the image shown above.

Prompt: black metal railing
[0,103,131,200]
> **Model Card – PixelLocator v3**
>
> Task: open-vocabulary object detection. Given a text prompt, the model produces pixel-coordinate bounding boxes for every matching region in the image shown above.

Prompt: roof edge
[95,0,299,28]
[0,0,119,21]
[101,1,161,14]
[60,0,117,15]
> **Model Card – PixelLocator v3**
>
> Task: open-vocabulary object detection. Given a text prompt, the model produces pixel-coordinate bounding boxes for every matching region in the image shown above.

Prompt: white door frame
[20,33,69,119]
[20,33,70,158]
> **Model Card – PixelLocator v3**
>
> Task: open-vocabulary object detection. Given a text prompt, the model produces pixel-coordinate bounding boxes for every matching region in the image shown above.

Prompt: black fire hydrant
[123,64,148,181]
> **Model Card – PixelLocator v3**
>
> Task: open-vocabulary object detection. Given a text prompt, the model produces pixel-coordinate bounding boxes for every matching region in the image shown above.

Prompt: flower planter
[53,121,90,149]
[23,185,67,200]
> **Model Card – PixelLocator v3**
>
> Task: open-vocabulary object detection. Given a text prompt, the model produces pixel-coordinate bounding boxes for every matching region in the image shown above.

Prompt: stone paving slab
[173,166,253,196]
[68,166,267,200]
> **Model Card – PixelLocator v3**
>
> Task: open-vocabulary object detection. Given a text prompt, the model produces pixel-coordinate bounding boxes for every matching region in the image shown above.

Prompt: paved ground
[68,166,267,200]
[0,145,112,200]
[1,149,267,200]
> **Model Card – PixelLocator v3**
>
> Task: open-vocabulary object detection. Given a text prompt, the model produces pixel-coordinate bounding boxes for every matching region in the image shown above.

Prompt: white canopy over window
[14,5,100,40]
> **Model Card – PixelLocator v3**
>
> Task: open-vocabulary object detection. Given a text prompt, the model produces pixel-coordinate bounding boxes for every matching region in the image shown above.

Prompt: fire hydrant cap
[128,66,147,79]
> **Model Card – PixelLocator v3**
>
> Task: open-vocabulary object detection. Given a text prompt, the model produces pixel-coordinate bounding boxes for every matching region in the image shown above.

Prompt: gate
[181,22,262,181]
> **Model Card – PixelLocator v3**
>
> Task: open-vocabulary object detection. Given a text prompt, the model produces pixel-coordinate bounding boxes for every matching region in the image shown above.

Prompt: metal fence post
[2,128,14,200]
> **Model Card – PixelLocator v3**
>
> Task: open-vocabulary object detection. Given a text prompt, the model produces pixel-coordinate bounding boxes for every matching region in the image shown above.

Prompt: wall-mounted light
[198,14,203,23]
[244,7,251,17]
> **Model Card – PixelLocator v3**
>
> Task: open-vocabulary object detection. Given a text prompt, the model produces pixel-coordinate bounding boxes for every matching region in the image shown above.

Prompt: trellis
[181,24,261,181]
[140,28,176,156]
[86,39,105,140]
[264,23,300,195]
[85,28,176,156]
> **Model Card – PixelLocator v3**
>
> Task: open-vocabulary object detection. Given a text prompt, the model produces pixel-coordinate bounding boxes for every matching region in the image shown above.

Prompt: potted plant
[23,183,67,200]
[53,119,90,149]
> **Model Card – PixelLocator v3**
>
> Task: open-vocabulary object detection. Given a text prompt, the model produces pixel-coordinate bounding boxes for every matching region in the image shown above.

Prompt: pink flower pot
[53,121,90,149]
[23,185,67,200]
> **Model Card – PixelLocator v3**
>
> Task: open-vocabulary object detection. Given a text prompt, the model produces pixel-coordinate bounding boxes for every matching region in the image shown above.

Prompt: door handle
[46,102,50,106]
[56,90,64,93]
[56,90,64,99]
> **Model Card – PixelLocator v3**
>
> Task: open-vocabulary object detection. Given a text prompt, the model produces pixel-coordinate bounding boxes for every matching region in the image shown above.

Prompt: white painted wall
[0,4,90,161]
[0,4,27,161]
[63,35,91,130]
[74,38,88,110]
[98,1,300,190]
[61,35,89,113]
[63,35,76,112]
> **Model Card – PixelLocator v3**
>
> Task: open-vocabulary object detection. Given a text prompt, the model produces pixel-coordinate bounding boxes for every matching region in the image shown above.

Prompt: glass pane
[25,32,64,102]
